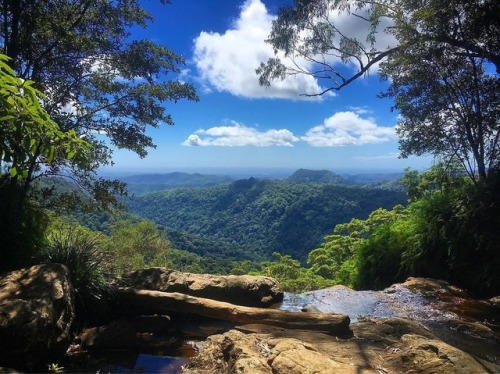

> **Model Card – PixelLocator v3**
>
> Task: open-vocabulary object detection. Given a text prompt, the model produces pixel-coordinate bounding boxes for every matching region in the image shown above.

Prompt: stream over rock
[185,278,500,374]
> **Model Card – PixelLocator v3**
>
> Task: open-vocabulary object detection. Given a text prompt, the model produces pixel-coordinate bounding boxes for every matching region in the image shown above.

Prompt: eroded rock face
[0,263,75,371]
[117,268,283,307]
[183,319,491,374]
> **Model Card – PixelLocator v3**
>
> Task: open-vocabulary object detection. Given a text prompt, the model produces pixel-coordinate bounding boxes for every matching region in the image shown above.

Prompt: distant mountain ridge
[120,172,235,195]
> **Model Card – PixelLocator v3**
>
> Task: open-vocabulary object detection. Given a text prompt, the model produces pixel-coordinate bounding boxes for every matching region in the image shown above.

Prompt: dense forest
[125,175,406,261]
[0,0,498,316]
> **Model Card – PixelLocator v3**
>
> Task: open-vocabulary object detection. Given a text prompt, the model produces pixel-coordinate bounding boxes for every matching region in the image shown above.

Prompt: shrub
[42,224,115,326]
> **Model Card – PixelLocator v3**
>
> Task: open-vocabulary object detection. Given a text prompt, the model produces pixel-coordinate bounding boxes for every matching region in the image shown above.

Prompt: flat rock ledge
[115,267,283,307]
[183,318,492,374]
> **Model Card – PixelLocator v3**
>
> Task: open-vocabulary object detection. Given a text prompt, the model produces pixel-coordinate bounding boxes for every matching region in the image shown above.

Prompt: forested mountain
[126,177,406,261]
[120,172,235,195]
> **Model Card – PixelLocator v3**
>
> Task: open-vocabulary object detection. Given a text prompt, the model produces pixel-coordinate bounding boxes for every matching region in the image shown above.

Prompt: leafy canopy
[0,54,90,182]
[0,0,198,207]
[258,0,499,180]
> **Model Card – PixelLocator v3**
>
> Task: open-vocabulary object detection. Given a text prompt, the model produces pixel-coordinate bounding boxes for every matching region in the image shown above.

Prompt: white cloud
[326,5,398,72]
[182,121,298,147]
[301,111,397,147]
[347,106,373,115]
[193,0,324,99]
[193,0,398,99]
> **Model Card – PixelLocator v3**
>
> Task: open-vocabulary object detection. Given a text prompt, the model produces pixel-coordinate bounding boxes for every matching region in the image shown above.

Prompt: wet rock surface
[116,267,284,307]
[0,263,76,371]
[185,278,500,373]
[183,320,489,374]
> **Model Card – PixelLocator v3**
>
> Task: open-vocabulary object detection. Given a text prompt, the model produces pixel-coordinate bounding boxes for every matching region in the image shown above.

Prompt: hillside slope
[126,178,406,261]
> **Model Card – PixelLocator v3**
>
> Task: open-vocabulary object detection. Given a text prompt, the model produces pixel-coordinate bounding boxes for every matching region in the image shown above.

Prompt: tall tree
[0,0,198,207]
[0,53,91,268]
[381,43,499,180]
[258,0,499,179]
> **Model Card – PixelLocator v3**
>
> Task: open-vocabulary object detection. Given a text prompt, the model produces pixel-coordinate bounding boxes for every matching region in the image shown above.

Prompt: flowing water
[279,284,459,322]
[280,282,500,369]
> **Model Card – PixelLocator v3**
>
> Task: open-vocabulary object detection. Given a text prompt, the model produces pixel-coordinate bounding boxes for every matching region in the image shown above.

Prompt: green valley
[125,173,406,262]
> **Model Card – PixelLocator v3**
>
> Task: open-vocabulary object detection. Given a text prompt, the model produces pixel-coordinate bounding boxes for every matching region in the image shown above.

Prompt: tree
[381,36,499,181]
[258,0,499,180]
[258,0,499,94]
[0,0,198,208]
[0,53,91,269]
[107,219,170,275]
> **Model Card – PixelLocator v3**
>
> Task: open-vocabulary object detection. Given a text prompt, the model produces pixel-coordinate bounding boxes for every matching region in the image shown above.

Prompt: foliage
[0,53,91,270]
[105,219,171,276]
[258,0,499,93]
[285,169,347,185]
[306,205,407,288]
[258,0,499,181]
[126,178,406,261]
[355,216,417,290]
[42,221,114,326]
[0,0,198,210]
[47,363,64,374]
[259,253,334,293]
[0,54,90,183]
[311,163,500,296]
[400,171,500,295]
[381,33,499,181]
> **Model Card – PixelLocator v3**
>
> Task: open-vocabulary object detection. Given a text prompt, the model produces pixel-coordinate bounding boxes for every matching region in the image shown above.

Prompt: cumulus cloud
[301,111,397,147]
[193,0,397,99]
[193,0,324,99]
[182,121,298,147]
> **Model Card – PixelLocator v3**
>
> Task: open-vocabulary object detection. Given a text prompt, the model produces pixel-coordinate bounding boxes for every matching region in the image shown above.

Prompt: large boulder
[0,263,76,371]
[116,268,283,307]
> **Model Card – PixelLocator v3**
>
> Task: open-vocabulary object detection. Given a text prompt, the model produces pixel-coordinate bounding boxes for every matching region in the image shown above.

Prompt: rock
[116,289,351,336]
[384,334,488,373]
[489,296,500,307]
[184,319,492,374]
[79,319,138,350]
[116,267,283,307]
[300,305,320,313]
[401,277,470,298]
[0,263,75,371]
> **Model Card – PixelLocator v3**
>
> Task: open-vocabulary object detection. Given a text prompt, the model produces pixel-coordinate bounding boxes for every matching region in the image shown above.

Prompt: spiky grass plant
[43,224,116,326]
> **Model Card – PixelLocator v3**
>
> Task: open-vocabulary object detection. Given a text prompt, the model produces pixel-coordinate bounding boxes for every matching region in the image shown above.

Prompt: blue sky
[106,0,433,175]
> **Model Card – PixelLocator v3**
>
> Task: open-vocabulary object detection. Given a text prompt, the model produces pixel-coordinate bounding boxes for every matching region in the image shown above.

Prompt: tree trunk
[117,288,351,337]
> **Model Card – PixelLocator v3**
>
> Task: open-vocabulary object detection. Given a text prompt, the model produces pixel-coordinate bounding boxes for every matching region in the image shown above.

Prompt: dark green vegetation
[0,0,498,316]
[126,177,406,262]
[276,163,500,296]
[252,0,499,295]
[0,0,197,271]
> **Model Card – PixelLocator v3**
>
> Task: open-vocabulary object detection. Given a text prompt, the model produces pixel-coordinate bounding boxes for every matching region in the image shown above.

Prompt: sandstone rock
[183,319,492,374]
[0,263,75,371]
[116,289,351,336]
[117,267,283,307]
[400,277,470,298]
[384,334,488,373]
